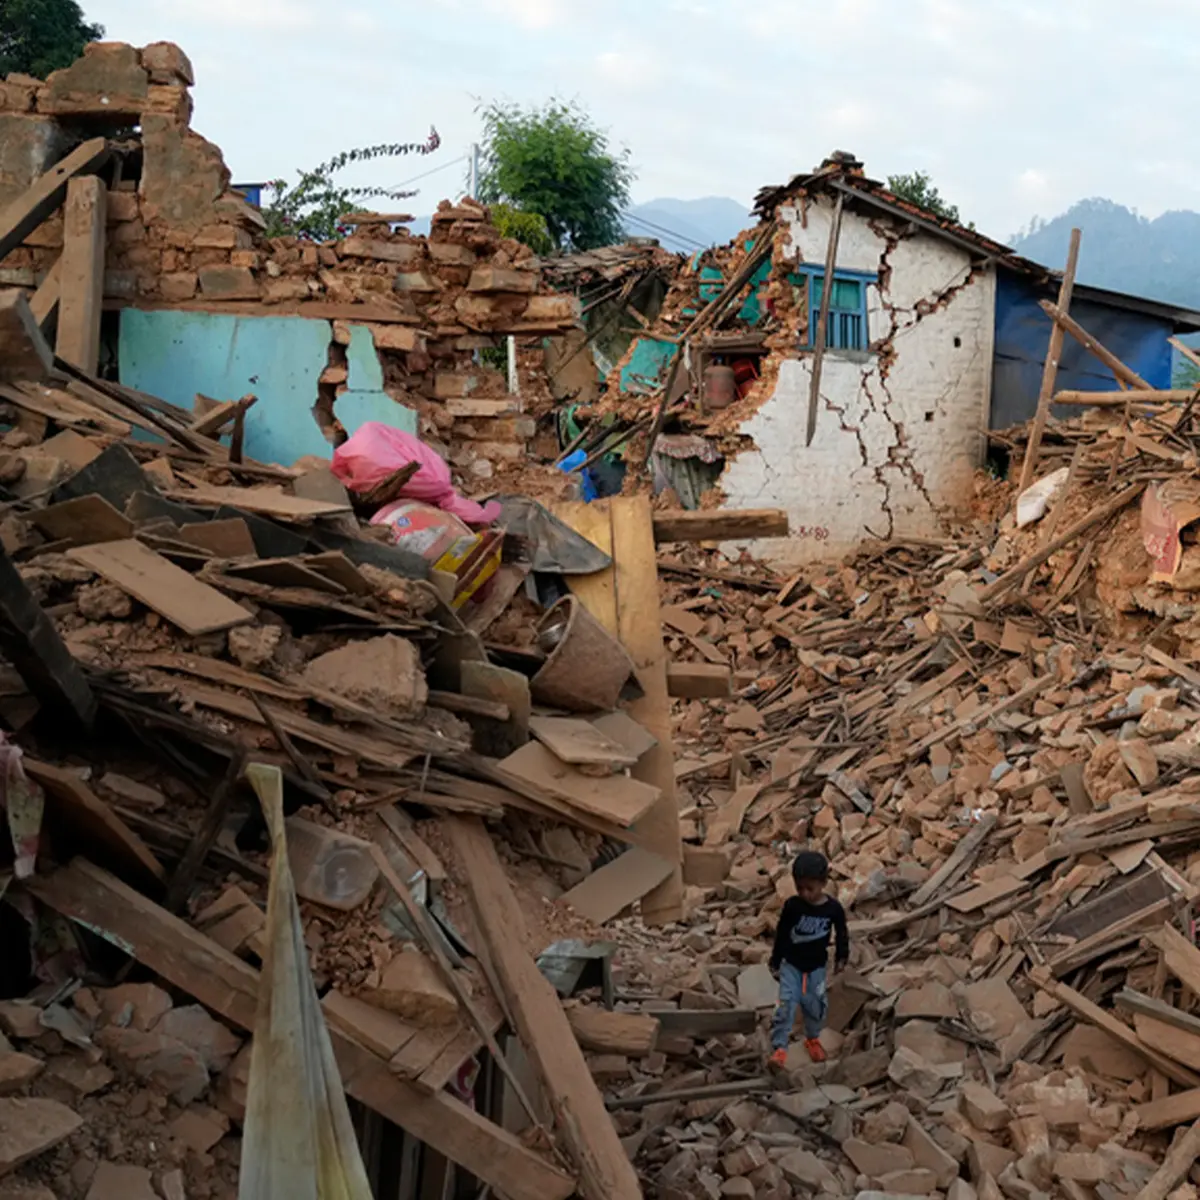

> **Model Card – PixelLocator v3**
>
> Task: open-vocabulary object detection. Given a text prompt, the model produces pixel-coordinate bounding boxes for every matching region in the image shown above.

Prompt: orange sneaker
[768,1047,788,1068]
[804,1037,826,1063]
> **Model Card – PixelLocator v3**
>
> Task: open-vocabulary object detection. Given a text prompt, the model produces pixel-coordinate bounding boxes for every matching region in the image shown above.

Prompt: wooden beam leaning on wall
[28,859,576,1200]
[29,258,62,331]
[1018,226,1082,494]
[444,816,644,1200]
[1039,300,1151,390]
[0,137,110,261]
[57,175,107,374]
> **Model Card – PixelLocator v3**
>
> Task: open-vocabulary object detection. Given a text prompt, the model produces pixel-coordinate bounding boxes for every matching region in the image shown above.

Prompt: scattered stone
[367,948,459,1027]
[98,983,172,1033]
[888,1046,962,1100]
[779,1149,840,1191]
[0,1054,42,1095]
[843,1139,915,1179]
[154,1006,241,1073]
[84,1161,157,1200]
[960,1080,1011,1132]
[0,1097,83,1176]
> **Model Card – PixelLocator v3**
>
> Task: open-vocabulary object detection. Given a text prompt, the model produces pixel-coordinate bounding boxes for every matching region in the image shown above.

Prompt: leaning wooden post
[805,191,845,447]
[1018,227,1082,494]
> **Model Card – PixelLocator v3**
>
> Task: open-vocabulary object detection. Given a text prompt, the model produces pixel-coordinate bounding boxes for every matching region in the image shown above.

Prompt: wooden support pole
[1053,388,1196,406]
[806,191,845,447]
[28,257,61,331]
[1019,227,1082,494]
[444,816,643,1200]
[56,175,107,375]
[29,859,575,1200]
[0,137,109,262]
[1040,300,1151,390]
[1170,336,1200,374]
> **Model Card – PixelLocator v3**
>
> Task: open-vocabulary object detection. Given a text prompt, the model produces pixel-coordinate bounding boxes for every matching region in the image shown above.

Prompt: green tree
[887,170,964,226]
[262,131,441,242]
[489,202,554,255]
[478,100,633,252]
[0,0,103,77]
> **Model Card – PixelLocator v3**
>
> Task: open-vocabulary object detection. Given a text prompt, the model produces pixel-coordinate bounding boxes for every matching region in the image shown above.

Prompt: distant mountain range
[1008,199,1200,314]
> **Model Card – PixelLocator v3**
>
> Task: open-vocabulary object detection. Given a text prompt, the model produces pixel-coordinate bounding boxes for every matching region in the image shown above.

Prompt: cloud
[481,0,566,28]
[168,0,319,30]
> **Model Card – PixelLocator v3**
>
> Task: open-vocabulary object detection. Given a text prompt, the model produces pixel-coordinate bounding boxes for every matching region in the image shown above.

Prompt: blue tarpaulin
[990,268,1174,429]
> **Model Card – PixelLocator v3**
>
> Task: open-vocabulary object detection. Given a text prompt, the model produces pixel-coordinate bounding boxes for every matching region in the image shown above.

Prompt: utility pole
[467,143,480,199]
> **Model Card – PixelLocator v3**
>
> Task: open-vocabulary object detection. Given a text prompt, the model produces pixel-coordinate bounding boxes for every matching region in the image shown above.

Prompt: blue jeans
[770,963,827,1049]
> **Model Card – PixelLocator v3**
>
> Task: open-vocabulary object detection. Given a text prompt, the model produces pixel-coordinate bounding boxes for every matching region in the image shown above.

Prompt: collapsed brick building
[0,41,578,476]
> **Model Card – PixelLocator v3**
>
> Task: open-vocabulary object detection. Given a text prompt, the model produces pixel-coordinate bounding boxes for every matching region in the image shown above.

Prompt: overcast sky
[95,0,1200,244]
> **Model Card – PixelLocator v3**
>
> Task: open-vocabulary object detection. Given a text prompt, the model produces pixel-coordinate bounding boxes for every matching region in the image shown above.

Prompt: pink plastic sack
[330,423,500,526]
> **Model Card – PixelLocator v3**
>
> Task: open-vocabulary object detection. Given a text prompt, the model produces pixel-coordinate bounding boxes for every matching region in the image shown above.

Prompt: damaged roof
[755,156,1200,333]
[538,241,681,290]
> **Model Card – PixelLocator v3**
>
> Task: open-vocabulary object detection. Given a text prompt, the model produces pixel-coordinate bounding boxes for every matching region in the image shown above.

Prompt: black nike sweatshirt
[769,895,849,974]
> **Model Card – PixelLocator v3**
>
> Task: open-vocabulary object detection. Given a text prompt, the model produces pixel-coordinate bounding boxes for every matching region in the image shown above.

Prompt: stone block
[392,271,440,292]
[140,116,230,226]
[433,370,506,399]
[0,75,38,113]
[98,982,172,1031]
[304,635,426,715]
[721,1141,768,1177]
[364,322,424,352]
[231,249,263,269]
[0,1098,83,1174]
[262,278,311,303]
[887,1045,962,1100]
[168,1104,229,1154]
[896,981,957,1021]
[468,265,537,294]
[903,1115,960,1189]
[0,1052,43,1094]
[40,42,148,119]
[84,1161,157,1200]
[96,1026,209,1104]
[778,1149,839,1191]
[142,84,192,124]
[340,236,424,268]
[367,948,457,1026]
[843,1138,915,1179]
[428,241,476,266]
[141,41,195,85]
[194,224,251,250]
[960,1081,1011,1132]
[198,264,259,300]
[155,1005,241,1073]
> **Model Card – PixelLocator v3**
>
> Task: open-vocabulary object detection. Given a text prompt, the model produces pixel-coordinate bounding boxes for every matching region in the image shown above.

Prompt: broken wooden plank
[25,759,164,888]
[591,710,658,760]
[175,518,257,558]
[652,1009,758,1037]
[67,539,255,636]
[495,740,660,828]
[528,716,639,769]
[56,174,106,375]
[31,494,133,545]
[444,816,643,1200]
[909,812,998,907]
[665,661,732,699]
[0,137,110,261]
[1131,1117,1200,1200]
[1029,966,1200,1088]
[0,544,94,728]
[651,509,789,544]
[166,484,350,519]
[1136,1087,1200,1132]
[0,290,52,383]
[560,847,674,925]
[29,859,575,1200]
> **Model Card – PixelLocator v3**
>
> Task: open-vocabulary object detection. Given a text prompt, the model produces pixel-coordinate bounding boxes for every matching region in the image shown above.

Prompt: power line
[623,211,709,251]
[385,155,468,192]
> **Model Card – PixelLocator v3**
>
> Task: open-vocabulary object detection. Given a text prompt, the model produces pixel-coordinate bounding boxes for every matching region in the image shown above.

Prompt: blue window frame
[792,265,875,352]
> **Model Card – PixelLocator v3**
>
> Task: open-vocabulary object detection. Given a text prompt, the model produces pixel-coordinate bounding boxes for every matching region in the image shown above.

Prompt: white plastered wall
[720,196,995,568]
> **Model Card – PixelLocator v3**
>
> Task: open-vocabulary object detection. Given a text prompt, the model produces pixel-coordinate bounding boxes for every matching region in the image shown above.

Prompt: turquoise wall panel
[619,337,678,394]
[118,309,415,468]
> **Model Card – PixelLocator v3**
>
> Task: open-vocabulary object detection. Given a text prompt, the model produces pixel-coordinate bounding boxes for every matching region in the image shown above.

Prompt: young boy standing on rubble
[768,850,848,1066]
